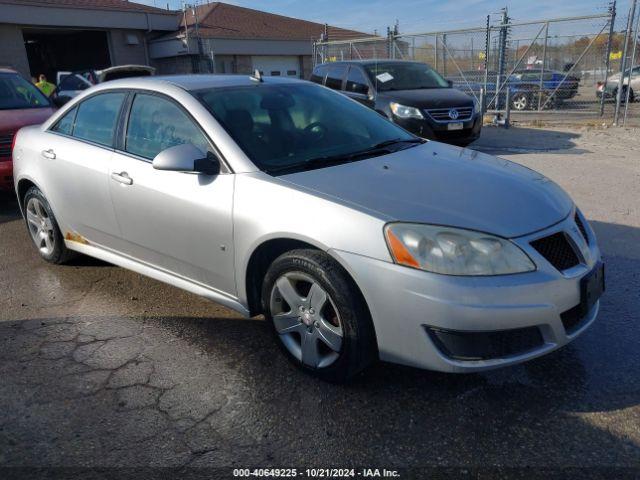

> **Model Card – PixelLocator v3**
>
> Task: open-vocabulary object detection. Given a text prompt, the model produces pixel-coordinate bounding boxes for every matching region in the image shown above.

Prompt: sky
[138,0,617,35]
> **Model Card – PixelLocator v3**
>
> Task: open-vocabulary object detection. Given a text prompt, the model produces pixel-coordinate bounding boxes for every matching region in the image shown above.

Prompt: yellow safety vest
[36,80,56,97]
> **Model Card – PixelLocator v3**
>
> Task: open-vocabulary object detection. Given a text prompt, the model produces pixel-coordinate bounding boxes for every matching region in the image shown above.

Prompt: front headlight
[384,223,536,276]
[390,102,424,119]
[473,97,481,113]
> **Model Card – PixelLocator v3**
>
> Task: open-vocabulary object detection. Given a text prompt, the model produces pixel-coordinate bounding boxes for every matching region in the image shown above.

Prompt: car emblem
[448,109,459,120]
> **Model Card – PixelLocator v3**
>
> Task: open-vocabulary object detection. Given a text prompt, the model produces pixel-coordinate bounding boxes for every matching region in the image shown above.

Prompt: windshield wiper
[267,138,425,175]
[372,137,425,149]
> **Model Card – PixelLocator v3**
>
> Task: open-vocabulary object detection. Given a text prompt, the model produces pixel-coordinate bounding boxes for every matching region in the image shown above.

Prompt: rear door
[108,92,236,294]
[40,91,125,247]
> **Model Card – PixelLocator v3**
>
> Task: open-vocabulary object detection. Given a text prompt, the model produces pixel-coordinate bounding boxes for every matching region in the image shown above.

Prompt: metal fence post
[623,0,639,124]
[483,15,490,113]
[537,22,550,111]
[495,8,509,111]
[600,1,617,116]
[614,0,636,125]
[435,33,439,71]
[442,33,448,76]
[504,87,511,128]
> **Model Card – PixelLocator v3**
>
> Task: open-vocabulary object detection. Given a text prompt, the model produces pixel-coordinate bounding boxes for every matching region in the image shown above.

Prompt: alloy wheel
[26,197,55,256]
[269,271,344,369]
[512,94,528,111]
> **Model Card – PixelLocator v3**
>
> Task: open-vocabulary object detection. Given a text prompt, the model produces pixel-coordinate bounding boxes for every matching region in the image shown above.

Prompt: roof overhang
[1,3,177,31]
[149,36,314,59]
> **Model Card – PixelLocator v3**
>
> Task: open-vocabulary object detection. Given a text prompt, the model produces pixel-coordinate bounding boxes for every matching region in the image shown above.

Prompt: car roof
[315,60,425,68]
[145,74,307,91]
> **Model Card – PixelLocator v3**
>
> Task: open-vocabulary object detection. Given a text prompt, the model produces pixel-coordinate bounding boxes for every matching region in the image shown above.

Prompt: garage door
[252,56,300,78]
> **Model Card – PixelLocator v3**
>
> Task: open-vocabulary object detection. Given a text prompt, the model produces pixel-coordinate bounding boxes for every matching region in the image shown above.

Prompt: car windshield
[196,83,419,174]
[364,62,449,91]
[0,72,50,110]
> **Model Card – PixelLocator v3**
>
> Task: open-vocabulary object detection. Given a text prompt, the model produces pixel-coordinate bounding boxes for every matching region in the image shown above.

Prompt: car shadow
[469,126,586,156]
[0,189,21,225]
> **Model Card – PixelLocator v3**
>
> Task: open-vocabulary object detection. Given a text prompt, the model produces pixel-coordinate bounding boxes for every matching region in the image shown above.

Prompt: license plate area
[580,262,605,316]
[447,122,464,130]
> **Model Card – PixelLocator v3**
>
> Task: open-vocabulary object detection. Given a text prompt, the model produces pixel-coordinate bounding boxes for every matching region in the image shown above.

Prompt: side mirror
[52,95,71,108]
[152,144,220,175]
[446,80,454,88]
[367,86,375,99]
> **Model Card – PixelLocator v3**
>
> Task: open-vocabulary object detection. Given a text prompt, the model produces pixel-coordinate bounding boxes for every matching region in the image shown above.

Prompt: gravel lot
[0,125,639,478]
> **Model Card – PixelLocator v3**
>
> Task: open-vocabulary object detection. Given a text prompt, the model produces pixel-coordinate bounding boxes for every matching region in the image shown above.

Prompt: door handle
[41,149,56,159]
[110,171,133,186]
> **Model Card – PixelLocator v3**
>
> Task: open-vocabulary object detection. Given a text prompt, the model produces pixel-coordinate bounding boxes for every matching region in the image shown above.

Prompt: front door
[108,92,236,295]
[344,66,375,108]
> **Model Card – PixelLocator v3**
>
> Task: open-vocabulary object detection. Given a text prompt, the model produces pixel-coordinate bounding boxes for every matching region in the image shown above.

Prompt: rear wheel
[23,187,75,264]
[262,249,377,382]
[511,92,530,111]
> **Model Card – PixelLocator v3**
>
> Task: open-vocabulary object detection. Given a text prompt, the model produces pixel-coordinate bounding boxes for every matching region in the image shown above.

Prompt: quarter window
[51,107,77,136]
[125,93,210,160]
[325,65,347,90]
[346,67,369,94]
[73,92,126,147]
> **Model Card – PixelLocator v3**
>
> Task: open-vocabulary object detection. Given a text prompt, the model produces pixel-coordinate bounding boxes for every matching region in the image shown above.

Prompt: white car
[55,65,155,101]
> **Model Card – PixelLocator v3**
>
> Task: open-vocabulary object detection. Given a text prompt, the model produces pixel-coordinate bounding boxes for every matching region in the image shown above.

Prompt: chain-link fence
[313,1,640,126]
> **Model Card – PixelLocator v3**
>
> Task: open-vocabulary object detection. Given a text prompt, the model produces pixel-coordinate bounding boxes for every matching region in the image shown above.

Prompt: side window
[73,92,125,147]
[309,65,328,84]
[325,65,347,90]
[58,74,91,92]
[51,106,77,136]
[345,67,369,94]
[125,93,210,160]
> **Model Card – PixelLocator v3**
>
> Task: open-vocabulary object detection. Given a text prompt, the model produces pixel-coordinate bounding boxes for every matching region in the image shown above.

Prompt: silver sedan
[12,75,604,382]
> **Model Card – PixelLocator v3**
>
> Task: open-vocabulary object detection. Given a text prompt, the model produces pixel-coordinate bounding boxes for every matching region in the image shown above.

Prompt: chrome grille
[0,133,14,158]
[425,106,473,122]
[530,232,581,272]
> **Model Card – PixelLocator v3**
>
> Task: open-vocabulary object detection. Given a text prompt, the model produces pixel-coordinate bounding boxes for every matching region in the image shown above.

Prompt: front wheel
[262,249,377,382]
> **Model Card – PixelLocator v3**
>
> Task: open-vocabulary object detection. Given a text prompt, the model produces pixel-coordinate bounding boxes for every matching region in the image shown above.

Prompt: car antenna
[250,69,263,83]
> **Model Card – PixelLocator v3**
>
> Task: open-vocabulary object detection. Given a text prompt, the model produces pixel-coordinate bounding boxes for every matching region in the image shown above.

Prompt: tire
[511,92,530,111]
[23,186,76,264]
[262,249,377,382]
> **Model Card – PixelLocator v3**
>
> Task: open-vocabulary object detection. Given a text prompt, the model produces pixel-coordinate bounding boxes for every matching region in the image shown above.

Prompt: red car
[0,68,55,190]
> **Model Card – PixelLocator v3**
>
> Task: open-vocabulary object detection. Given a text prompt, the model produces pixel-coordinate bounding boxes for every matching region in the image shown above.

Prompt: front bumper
[393,113,482,145]
[330,213,602,372]
[0,159,13,190]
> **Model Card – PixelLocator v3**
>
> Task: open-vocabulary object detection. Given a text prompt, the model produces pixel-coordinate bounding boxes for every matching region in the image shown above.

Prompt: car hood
[378,87,474,109]
[280,142,573,238]
[0,107,54,133]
